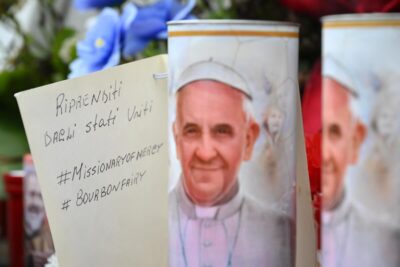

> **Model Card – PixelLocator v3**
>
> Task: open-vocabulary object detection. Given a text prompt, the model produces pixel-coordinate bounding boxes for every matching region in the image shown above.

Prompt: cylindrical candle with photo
[322,13,400,267]
[167,20,301,267]
[23,155,54,267]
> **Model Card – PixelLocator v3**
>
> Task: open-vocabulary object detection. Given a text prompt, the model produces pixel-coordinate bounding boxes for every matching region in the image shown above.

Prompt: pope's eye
[328,124,341,141]
[183,124,200,137]
[214,125,233,136]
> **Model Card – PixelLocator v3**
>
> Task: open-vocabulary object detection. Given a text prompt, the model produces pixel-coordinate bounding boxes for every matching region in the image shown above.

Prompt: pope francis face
[265,106,285,136]
[322,77,365,210]
[174,80,260,206]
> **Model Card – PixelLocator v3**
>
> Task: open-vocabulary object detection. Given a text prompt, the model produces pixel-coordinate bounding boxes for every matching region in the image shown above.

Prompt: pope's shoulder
[241,195,293,228]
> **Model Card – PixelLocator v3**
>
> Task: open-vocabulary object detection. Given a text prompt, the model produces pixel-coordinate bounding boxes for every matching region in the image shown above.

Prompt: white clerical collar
[323,191,352,227]
[195,206,218,219]
[177,179,244,220]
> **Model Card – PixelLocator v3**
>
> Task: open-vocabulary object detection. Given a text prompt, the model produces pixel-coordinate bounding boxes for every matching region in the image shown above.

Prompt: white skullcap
[323,55,381,125]
[174,59,252,99]
[323,56,358,98]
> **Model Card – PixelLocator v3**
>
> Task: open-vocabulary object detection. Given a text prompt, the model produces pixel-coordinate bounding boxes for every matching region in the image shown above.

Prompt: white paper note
[15,55,169,267]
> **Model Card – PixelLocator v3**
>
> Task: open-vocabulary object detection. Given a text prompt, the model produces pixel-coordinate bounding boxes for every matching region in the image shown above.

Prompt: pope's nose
[195,134,218,162]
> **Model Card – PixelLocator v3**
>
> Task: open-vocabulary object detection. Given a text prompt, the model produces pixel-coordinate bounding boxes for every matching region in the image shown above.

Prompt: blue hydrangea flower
[73,0,124,10]
[68,8,122,78]
[122,0,196,58]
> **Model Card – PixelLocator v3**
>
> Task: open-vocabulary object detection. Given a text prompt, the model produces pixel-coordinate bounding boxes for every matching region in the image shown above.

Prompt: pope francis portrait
[169,60,293,267]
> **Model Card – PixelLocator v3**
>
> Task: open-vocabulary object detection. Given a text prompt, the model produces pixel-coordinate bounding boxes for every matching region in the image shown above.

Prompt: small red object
[4,171,24,267]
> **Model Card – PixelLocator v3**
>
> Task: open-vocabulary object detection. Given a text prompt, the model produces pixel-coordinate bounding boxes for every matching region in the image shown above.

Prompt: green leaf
[141,41,159,58]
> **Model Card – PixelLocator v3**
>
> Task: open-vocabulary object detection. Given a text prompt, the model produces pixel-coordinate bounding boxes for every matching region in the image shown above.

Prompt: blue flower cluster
[69,0,195,78]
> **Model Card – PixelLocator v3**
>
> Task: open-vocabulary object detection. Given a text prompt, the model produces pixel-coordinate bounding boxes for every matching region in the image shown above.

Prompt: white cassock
[169,181,293,267]
[322,192,400,267]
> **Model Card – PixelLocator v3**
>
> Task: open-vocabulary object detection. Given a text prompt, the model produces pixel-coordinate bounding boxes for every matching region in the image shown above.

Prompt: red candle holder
[4,171,24,267]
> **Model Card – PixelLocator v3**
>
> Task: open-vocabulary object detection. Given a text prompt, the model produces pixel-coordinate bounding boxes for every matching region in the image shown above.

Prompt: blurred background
[0,0,399,266]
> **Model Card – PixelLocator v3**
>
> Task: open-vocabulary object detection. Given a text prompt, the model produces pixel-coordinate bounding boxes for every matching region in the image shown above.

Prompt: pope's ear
[173,122,181,160]
[351,121,367,164]
[244,120,260,161]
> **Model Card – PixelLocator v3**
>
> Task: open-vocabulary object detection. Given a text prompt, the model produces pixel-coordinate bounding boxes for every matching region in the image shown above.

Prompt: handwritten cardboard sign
[15,55,169,266]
